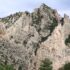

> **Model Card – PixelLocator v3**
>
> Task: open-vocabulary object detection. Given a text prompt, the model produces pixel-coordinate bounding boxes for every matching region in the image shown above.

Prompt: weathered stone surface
[0,3,70,70]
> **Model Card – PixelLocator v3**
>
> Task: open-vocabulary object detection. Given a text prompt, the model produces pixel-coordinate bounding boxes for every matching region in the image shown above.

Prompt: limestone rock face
[37,24,68,70]
[0,3,70,70]
[0,22,6,36]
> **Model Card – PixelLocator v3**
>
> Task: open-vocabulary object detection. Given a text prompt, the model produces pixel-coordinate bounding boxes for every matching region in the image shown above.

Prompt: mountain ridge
[0,3,70,70]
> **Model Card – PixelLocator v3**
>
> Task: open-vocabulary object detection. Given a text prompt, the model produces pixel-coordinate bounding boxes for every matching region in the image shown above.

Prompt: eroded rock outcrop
[0,3,70,70]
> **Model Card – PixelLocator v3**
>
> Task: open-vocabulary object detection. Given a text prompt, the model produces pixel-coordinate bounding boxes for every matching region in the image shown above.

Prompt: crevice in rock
[40,34,51,42]
[60,18,64,26]
[65,34,70,47]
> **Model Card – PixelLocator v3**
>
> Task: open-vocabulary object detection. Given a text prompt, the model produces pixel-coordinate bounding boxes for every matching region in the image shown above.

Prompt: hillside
[0,3,70,70]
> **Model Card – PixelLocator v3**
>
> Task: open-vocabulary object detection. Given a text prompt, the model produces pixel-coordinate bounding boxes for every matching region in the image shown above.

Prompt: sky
[0,0,70,17]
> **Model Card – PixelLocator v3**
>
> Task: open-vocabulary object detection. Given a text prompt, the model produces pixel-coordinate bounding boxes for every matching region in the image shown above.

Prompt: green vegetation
[32,9,42,31]
[59,62,70,70]
[49,18,58,33]
[42,3,51,10]
[32,9,41,25]
[1,12,22,24]
[0,63,14,70]
[39,58,52,70]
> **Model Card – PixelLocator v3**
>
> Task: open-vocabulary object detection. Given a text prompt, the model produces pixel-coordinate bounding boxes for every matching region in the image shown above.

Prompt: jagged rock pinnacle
[0,3,70,70]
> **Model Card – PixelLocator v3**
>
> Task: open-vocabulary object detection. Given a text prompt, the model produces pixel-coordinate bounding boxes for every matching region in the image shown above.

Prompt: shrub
[59,62,70,70]
[49,18,58,33]
[39,58,52,70]
[0,64,14,70]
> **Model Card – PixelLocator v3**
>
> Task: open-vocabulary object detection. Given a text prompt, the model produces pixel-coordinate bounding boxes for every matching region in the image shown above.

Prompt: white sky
[0,0,70,17]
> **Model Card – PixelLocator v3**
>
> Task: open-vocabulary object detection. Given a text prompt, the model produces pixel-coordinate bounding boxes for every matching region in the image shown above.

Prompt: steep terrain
[0,3,70,70]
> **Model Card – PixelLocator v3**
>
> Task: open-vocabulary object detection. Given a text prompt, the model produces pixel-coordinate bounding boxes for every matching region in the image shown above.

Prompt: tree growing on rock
[39,58,52,70]
[59,62,70,70]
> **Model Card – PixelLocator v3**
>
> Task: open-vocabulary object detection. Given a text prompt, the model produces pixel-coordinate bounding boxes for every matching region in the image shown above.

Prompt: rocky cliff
[0,3,70,70]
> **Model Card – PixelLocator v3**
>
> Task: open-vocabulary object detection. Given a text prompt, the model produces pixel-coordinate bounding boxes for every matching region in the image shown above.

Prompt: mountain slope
[0,3,70,70]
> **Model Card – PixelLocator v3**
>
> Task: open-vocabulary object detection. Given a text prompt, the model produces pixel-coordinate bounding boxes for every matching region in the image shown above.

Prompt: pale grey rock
[0,3,70,70]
